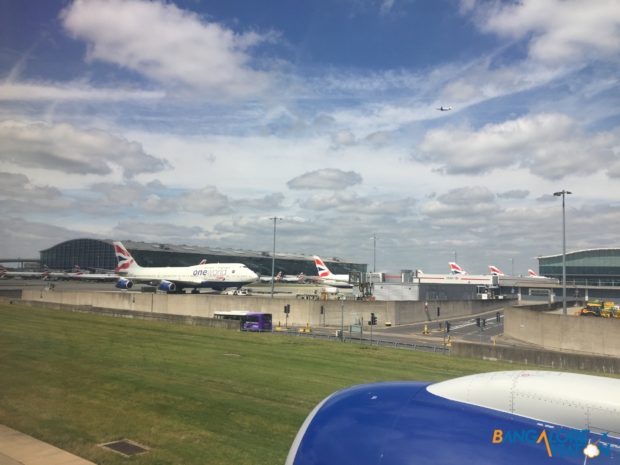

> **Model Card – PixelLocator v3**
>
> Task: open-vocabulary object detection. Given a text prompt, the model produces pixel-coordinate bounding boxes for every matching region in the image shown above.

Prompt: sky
[1,0,619,274]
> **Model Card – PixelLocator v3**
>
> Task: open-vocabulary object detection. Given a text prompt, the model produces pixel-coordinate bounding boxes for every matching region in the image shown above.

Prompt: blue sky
[1,0,619,274]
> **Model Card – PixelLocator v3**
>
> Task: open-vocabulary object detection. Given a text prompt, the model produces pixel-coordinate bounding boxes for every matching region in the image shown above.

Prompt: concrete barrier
[452,340,620,374]
[16,299,239,329]
[505,307,620,357]
[20,289,507,327]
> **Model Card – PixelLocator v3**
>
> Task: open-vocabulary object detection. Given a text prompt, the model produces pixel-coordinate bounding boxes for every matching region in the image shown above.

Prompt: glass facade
[40,239,116,270]
[538,249,620,286]
[39,239,366,276]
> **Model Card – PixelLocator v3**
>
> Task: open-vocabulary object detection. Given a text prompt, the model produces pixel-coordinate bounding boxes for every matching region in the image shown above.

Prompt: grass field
[0,303,558,464]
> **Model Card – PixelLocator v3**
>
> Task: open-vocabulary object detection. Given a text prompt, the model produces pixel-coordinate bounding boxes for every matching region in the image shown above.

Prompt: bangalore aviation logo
[492,428,612,459]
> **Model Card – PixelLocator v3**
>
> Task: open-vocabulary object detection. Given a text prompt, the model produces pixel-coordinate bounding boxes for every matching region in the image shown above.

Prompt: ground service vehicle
[580,302,602,316]
[213,311,272,331]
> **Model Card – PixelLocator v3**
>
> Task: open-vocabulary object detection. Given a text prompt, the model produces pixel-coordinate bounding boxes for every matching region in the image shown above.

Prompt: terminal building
[538,248,620,286]
[39,238,366,277]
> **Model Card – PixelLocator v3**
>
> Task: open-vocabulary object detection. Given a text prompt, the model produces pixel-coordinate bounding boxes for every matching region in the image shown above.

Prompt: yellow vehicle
[601,301,615,318]
[580,302,602,317]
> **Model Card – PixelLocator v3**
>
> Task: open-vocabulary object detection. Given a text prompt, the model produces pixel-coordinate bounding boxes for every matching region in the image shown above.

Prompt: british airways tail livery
[489,265,505,276]
[113,241,258,293]
[313,256,352,288]
[286,370,620,465]
[528,269,551,279]
[449,262,467,275]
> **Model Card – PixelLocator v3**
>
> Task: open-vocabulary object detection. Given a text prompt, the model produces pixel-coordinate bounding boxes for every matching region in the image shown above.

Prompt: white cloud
[111,221,206,243]
[498,190,529,200]
[416,113,619,179]
[142,186,232,215]
[60,0,275,99]
[0,217,95,258]
[420,186,497,225]
[299,191,414,216]
[0,172,74,213]
[471,0,620,64]
[0,120,169,178]
[237,192,285,210]
[0,81,164,102]
[287,169,363,190]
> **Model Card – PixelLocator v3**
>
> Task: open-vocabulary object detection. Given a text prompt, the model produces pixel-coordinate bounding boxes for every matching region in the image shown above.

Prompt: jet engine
[115,278,133,289]
[158,280,177,292]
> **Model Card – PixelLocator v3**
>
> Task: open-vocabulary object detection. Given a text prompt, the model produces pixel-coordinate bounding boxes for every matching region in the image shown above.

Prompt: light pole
[553,190,572,315]
[269,217,282,298]
[372,233,377,272]
[453,251,457,263]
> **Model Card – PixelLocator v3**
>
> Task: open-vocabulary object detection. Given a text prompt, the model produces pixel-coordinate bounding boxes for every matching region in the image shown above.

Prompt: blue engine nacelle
[158,280,177,292]
[115,278,133,289]
[286,372,620,465]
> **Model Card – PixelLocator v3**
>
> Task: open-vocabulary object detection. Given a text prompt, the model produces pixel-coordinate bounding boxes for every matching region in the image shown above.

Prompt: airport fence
[270,329,450,354]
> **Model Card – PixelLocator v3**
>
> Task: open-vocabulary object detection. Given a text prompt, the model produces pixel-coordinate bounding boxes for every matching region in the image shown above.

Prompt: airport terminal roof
[119,240,353,263]
[538,248,620,260]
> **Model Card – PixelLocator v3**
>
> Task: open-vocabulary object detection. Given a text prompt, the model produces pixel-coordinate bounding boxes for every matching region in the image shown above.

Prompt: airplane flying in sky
[488,265,505,276]
[113,241,259,293]
[436,105,452,111]
[286,370,620,465]
[449,262,467,275]
[313,256,352,288]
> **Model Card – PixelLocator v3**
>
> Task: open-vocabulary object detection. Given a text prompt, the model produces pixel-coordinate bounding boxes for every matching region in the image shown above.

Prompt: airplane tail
[199,259,207,265]
[528,269,538,277]
[488,265,505,276]
[449,262,467,275]
[113,241,141,272]
[0,265,6,278]
[275,271,283,282]
[313,256,333,278]
[298,272,305,283]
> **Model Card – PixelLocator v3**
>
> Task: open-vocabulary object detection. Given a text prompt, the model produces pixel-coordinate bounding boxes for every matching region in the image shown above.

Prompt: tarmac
[0,425,96,465]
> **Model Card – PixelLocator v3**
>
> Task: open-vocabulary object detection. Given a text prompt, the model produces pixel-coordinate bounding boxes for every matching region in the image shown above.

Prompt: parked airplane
[313,256,352,288]
[286,370,620,465]
[260,271,284,283]
[489,265,505,276]
[61,266,118,281]
[113,241,259,293]
[528,269,549,279]
[437,105,452,111]
[449,262,467,275]
[0,265,48,279]
[261,271,309,284]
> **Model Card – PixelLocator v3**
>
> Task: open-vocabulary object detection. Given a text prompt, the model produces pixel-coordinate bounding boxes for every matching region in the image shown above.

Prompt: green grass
[0,304,594,464]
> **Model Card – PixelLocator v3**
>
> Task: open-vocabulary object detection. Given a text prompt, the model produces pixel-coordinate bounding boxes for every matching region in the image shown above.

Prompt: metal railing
[270,329,450,354]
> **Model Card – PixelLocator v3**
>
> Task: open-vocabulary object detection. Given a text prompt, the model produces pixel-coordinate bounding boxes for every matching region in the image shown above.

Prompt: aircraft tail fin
[488,265,505,276]
[449,262,467,275]
[0,265,6,278]
[528,269,538,277]
[313,256,333,278]
[113,241,141,272]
